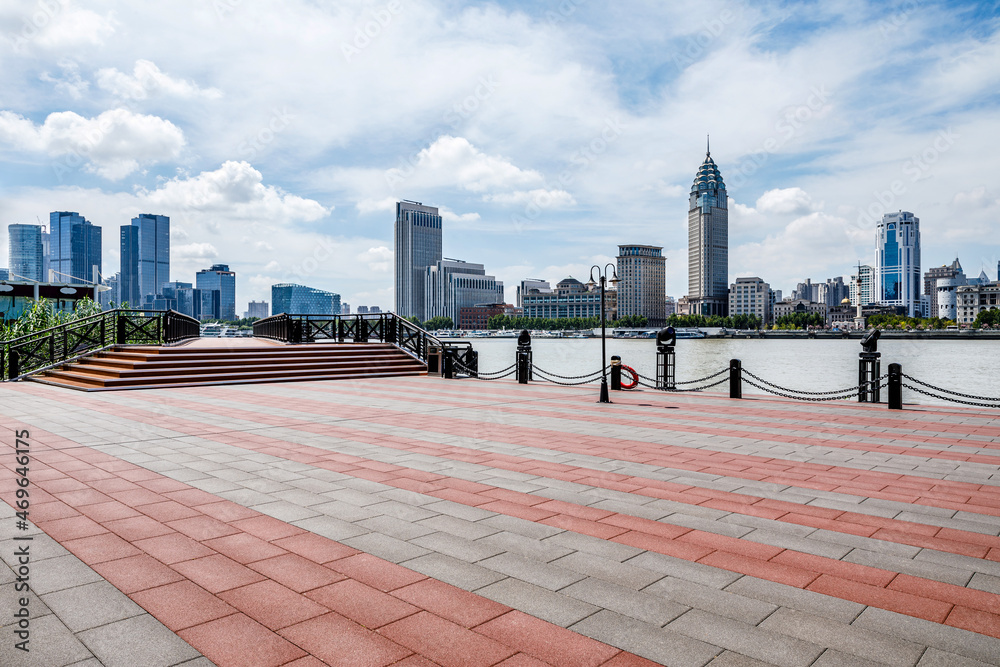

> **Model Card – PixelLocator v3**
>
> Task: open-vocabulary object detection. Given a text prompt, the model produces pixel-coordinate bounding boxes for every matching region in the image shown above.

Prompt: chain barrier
[901,374,1000,403]
[530,364,607,380]
[902,382,1000,409]
[451,360,517,380]
[531,366,606,386]
[636,376,729,392]
[742,369,887,397]
[633,367,729,385]
[740,375,887,402]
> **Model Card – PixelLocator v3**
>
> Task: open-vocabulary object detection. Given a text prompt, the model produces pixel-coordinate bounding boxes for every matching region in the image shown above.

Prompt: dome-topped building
[686,137,729,317]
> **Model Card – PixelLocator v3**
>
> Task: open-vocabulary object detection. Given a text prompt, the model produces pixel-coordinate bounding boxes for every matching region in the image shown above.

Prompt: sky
[1,0,998,313]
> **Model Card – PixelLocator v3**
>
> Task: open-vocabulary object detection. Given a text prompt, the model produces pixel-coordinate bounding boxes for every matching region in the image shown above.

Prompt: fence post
[610,355,622,390]
[729,359,742,399]
[9,349,19,380]
[443,348,454,379]
[116,313,127,345]
[888,363,902,410]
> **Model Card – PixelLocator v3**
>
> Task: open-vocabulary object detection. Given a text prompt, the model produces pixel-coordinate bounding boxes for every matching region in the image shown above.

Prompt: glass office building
[874,211,921,317]
[394,201,442,319]
[271,283,341,315]
[8,224,45,282]
[49,212,102,285]
[195,264,236,320]
[686,141,729,317]
[121,214,170,308]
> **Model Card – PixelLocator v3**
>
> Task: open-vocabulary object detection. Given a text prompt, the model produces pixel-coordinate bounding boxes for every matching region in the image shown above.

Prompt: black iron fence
[1,309,200,381]
[252,313,477,375]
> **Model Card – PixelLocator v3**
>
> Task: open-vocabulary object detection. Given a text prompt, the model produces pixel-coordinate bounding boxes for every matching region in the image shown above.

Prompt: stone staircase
[28,342,427,391]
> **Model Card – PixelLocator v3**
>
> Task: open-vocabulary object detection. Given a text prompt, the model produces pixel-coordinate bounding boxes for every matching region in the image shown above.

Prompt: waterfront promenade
[2,375,1000,666]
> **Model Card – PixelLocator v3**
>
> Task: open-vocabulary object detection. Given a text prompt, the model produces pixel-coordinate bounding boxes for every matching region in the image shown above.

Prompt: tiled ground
[2,373,1000,666]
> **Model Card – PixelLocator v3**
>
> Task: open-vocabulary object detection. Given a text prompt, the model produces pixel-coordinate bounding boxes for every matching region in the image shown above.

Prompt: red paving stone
[179,613,308,667]
[379,611,518,667]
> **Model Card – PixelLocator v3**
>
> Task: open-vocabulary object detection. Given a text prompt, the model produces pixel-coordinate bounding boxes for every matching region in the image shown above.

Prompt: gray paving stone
[570,609,720,667]
[723,576,864,625]
[401,552,508,590]
[477,513,564,539]
[409,531,505,563]
[41,581,146,633]
[311,499,382,522]
[739,528,853,560]
[29,554,105,596]
[476,578,600,628]
[342,531,431,563]
[365,499,440,522]
[251,500,322,522]
[810,649,892,667]
[0,612,94,667]
[550,550,664,590]
[542,530,644,562]
[758,607,923,667]
[852,607,1000,665]
[843,548,972,586]
[478,552,586,591]
[422,499,497,522]
[561,576,688,627]
[417,514,502,540]
[668,608,823,667]
[79,614,201,667]
[216,488,278,506]
[914,547,1000,578]
[893,511,1000,535]
[374,487,443,506]
[916,647,994,667]
[644,577,778,626]
[807,529,923,559]
[321,487,386,506]
[291,515,369,541]
[626,552,743,589]
[476,530,575,563]
[968,571,1000,594]
[355,515,436,541]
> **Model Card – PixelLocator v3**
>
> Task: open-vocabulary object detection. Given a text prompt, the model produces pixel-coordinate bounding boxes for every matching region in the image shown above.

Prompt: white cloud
[482,188,575,208]
[386,135,544,193]
[96,60,222,101]
[173,242,219,260]
[755,187,818,215]
[4,3,117,51]
[439,207,481,223]
[355,197,396,215]
[39,59,88,99]
[0,108,185,179]
[141,161,329,222]
[358,246,392,273]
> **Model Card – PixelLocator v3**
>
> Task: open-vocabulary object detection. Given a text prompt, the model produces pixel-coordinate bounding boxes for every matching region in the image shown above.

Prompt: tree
[974,308,1000,329]
[423,316,454,330]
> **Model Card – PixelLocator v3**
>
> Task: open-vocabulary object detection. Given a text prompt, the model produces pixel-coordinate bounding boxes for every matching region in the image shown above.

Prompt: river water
[444,337,1000,408]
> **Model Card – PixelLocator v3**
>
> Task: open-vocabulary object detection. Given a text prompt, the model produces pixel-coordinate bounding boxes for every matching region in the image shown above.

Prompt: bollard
[888,363,902,410]
[9,349,19,380]
[610,355,622,390]
[443,348,454,379]
[858,329,881,403]
[656,327,676,390]
[729,359,742,399]
[516,330,532,384]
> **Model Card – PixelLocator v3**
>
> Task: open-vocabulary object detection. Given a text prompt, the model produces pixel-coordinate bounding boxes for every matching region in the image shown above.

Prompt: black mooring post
[656,327,677,390]
[888,363,902,410]
[729,359,742,399]
[516,329,531,384]
[443,349,454,379]
[610,355,622,390]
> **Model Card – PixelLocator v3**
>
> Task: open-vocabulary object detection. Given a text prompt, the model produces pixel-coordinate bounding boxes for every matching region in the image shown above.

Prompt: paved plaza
[2,373,1000,666]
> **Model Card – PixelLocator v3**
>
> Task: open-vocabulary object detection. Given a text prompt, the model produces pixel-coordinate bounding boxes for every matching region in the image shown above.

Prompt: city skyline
[0,2,998,310]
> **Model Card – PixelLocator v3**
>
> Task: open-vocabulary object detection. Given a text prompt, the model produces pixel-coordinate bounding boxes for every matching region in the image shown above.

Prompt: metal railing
[252,313,477,374]
[1,309,200,381]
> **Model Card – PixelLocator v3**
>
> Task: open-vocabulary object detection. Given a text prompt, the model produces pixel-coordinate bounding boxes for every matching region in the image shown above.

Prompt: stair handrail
[1,308,200,381]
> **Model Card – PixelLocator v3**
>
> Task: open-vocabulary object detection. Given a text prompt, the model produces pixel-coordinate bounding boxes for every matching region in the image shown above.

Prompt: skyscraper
[686,140,729,317]
[196,264,237,320]
[8,224,45,282]
[424,259,504,324]
[874,211,921,317]
[616,244,666,326]
[271,284,340,315]
[394,200,442,319]
[120,214,170,308]
[49,212,101,285]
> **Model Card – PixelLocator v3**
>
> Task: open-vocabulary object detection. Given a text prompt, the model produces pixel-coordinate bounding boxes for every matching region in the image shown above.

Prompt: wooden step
[28,340,428,391]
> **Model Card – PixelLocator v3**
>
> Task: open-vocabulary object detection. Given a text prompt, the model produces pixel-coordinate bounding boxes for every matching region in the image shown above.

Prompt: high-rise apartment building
[49,212,101,285]
[0,269,9,281]
[728,277,771,325]
[850,265,873,306]
[271,283,340,315]
[196,264,237,320]
[394,201,442,319]
[425,259,504,324]
[246,300,269,319]
[874,211,921,317]
[120,214,169,308]
[8,224,45,282]
[924,259,963,319]
[617,244,666,326]
[686,141,729,316]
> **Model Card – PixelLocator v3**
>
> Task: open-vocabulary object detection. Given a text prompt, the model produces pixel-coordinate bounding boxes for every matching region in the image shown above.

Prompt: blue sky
[1,0,998,311]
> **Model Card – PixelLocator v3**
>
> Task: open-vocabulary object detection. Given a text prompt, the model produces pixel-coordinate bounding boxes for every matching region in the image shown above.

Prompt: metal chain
[633,367,729,385]
[901,374,1000,403]
[530,364,607,380]
[740,375,878,401]
[636,376,729,392]
[531,368,605,386]
[742,368,886,396]
[902,382,1000,409]
[452,361,516,378]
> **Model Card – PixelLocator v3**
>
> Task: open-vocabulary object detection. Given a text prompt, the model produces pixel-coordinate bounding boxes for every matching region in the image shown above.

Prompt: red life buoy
[621,365,639,389]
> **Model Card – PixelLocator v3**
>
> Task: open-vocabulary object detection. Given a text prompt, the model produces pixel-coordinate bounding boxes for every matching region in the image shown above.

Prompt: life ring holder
[620,365,639,389]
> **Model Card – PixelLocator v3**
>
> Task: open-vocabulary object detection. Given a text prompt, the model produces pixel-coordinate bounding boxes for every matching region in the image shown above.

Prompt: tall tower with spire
[686,137,729,317]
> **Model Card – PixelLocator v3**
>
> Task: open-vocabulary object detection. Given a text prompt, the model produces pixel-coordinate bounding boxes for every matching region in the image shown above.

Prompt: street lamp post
[587,264,619,404]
